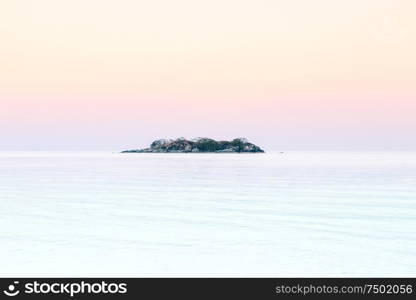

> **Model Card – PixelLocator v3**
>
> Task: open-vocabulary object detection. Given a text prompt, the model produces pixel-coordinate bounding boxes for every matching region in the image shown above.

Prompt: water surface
[0,151,415,276]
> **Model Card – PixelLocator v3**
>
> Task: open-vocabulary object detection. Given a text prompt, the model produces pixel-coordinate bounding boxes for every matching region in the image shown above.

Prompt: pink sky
[1,0,415,150]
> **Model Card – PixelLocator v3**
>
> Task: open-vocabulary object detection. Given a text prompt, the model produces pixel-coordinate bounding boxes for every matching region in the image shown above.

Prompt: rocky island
[122,138,265,153]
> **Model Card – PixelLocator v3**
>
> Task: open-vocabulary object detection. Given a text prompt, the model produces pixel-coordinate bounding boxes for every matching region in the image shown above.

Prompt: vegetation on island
[122,138,265,153]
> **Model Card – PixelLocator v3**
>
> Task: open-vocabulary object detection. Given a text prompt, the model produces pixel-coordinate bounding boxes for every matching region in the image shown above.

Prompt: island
[122,138,265,153]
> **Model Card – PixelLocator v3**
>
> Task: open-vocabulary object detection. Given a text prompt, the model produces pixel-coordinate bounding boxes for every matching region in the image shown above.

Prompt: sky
[1,0,415,150]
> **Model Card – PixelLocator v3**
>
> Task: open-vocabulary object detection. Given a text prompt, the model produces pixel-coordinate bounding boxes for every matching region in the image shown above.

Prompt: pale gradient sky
[1,0,415,150]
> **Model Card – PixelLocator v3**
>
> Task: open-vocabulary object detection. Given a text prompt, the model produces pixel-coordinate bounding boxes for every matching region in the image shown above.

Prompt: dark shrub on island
[122,138,265,153]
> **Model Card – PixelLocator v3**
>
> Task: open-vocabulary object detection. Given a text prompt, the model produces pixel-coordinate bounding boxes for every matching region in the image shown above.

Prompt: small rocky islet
[122,138,265,153]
